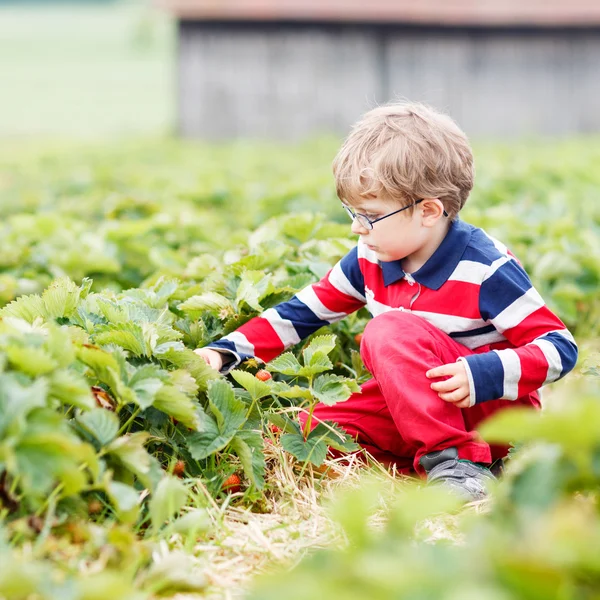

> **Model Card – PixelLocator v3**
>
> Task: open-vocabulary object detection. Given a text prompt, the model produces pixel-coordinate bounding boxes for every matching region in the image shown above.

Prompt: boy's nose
[351,219,368,235]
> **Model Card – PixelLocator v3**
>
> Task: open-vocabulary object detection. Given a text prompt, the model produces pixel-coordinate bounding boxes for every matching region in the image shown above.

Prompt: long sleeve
[460,256,578,405]
[205,246,366,372]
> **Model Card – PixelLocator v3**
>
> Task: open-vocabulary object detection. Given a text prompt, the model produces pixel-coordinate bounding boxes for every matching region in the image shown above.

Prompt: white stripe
[328,261,366,302]
[261,308,301,348]
[457,357,476,407]
[493,287,545,333]
[295,286,348,322]
[365,286,398,317]
[496,348,521,400]
[448,260,488,284]
[482,255,511,282]
[223,331,255,358]
[531,338,563,384]
[453,329,506,350]
[356,239,379,264]
[411,310,488,335]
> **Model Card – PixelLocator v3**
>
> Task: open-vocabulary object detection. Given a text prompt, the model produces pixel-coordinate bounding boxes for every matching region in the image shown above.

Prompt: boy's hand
[426,362,473,409]
[193,348,224,372]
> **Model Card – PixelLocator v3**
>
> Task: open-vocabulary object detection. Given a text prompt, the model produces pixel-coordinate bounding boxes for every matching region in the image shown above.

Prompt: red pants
[299,312,540,476]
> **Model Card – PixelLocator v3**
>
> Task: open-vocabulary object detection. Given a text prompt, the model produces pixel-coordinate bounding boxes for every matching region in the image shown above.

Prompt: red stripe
[416,281,481,319]
[312,272,366,314]
[237,318,285,363]
[502,306,566,347]
[516,344,549,397]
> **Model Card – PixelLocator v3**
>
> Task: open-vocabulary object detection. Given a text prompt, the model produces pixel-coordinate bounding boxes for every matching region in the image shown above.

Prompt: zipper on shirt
[404,273,421,309]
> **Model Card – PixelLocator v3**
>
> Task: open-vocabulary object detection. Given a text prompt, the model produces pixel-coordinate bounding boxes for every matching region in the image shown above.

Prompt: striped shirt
[207,219,578,405]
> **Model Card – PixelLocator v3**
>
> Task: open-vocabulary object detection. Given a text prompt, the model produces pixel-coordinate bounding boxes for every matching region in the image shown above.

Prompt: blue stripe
[464,351,505,404]
[274,297,330,340]
[450,324,496,339]
[340,246,365,297]
[480,260,533,321]
[207,339,253,362]
[539,331,578,378]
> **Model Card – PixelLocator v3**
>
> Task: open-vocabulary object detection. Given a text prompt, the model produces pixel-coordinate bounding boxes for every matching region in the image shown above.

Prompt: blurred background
[0,0,174,139]
[2,0,600,141]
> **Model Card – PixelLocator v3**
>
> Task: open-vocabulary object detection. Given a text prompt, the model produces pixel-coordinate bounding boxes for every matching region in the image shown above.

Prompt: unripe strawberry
[222,473,242,494]
[256,370,272,381]
[354,333,363,345]
[88,499,103,515]
[173,460,186,478]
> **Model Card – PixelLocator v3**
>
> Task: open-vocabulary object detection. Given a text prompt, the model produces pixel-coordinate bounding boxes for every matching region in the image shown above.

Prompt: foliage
[0,138,598,597]
[250,376,600,600]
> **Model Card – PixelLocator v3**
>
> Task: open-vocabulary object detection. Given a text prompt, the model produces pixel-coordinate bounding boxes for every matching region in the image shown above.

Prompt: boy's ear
[420,198,445,224]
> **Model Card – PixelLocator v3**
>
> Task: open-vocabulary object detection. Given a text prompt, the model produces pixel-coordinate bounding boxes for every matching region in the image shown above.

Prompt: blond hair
[332,102,474,220]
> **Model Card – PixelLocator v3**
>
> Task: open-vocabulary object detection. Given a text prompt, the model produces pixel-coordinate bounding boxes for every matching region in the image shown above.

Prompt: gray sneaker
[419,447,496,502]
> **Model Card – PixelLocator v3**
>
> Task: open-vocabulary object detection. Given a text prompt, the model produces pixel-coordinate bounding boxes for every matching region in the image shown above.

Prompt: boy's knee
[362,310,431,349]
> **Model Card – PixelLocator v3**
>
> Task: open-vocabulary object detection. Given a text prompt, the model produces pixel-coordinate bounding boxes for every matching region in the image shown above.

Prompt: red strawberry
[222,473,242,494]
[173,460,186,478]
[256,370,272,381]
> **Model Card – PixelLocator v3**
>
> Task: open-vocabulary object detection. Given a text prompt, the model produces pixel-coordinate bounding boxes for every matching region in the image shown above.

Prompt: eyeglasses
[343,199,448,230]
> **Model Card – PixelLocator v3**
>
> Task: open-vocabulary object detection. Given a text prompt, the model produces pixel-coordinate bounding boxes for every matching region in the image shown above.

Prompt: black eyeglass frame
[343,199,448,230]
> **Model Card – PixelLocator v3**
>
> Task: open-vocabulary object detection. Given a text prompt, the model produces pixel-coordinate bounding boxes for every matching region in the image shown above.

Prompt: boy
[194,102,578,501]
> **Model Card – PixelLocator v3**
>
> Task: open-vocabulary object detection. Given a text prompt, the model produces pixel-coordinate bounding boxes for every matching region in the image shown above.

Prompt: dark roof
[160,0,600,26]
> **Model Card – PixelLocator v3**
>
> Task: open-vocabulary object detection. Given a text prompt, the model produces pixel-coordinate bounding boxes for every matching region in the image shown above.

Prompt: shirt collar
[381,219,472,290]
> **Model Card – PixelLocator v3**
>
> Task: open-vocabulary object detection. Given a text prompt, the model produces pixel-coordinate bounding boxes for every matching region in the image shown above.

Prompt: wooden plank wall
[177,22,600,139]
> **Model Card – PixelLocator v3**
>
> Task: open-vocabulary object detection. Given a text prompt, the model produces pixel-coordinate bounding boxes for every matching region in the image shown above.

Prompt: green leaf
[297,353,333,377]
[129,377,164,410]
[267,413,302,435]
[77,345,130,404]
[15,427,88,496]
[0,374,48,439]
[169,369,199,397]
[150,476,188,530]
[312,374,360,406]
[169,509,211,537]
[159,347,220,392]
[270,381,313,400]
[153,384,200,430]
[185,380,248,460]
[302,334,337,366]
[230,429,265,489]
[107,480,140,514]
[178,293,234,314]
[235,270,274,311]
[94,322,148,357]
[230,369,273,402]
[280,432,328,466]
[267,352,302,376]
[48,369,95,410]
[309,421,360,453]
[78,408,120,446]
[42,277,86,320]
[5,346,58,377]
[0,294,45,324]
[106,432,152,481]
[44,326,76,367]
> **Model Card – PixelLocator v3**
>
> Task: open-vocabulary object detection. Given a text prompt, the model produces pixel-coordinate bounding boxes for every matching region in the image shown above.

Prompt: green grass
[0,1,174,139]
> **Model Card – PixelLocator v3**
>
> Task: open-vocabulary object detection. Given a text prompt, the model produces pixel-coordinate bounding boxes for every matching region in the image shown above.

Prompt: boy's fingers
[430,376,461,392]
[438,390,469,403]
[426,364,460,379]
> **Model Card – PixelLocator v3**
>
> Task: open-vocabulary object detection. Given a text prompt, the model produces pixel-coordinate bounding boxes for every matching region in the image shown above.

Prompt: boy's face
[344,194,432,263]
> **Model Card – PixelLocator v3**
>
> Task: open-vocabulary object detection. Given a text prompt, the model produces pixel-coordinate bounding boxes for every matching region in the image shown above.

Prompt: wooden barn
[162,0,600,140]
